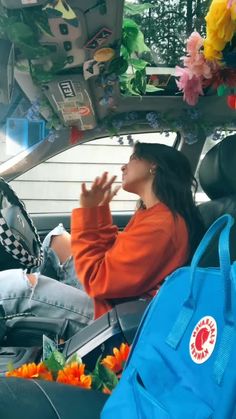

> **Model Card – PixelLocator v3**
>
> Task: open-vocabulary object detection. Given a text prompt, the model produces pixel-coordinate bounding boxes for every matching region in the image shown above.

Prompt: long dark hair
[133,142,205,257]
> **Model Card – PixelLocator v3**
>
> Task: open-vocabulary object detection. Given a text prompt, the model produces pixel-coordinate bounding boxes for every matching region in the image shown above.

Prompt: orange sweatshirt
[71,202,189,319]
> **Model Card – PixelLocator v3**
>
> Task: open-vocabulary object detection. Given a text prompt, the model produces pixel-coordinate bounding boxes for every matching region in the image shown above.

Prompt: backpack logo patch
[189,316,217,364]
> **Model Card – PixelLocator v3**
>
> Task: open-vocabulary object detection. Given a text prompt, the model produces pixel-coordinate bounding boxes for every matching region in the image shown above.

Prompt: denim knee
[39,224,82,289]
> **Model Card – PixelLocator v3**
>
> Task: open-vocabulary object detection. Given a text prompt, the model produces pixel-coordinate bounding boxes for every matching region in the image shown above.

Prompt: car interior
[0,0,236,417]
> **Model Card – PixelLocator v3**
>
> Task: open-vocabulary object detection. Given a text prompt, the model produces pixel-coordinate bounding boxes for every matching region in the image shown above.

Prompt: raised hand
[80,172,120,208]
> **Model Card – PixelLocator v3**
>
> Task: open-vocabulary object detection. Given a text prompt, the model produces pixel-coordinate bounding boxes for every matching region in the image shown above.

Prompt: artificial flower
[175,67,204,106]
[186,31,203,54]
[227,93,236,107]
[101,343,130,374]
[204,0,236,61]
[102,385,112,395]
[203,42,223,61]
[56,362,92,389]
[5,343,132,396]
[207,66,236,89]
[183,32,212,79]
[6,362,53,381]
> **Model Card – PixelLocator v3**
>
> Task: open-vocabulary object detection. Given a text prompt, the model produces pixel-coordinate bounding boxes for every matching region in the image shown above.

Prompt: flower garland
[175,0,236,108]
[102,109,232,145]
[6,342,131,395]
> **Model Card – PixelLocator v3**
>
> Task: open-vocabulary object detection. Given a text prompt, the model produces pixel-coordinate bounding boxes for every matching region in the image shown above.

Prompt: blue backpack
[101,214,236,419]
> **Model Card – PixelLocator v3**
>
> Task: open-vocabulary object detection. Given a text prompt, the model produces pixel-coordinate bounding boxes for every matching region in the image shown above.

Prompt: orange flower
[101,343,130,373]
[102,385,112,395]
[56,362,92,389]
[6,362,53,381]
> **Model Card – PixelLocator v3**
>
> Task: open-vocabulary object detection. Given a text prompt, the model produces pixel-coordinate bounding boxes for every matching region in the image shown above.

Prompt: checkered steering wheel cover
[0,178,43,269]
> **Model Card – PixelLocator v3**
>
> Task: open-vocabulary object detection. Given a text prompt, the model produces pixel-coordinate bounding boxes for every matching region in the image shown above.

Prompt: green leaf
[124,2,155,16]
[122,29,139,54]
[6,22,34,42]
[132,69,146,95]
[34,10,54,37]
[120,74,141,96]
[0,15,17,36]
[108,57,128,75]
[44,351,65,373]
[133,29,150,53]
[19,44,51,60]
[97,363,119,390]
[91,373,104,391]
[65,353,82,366]
[129,58,148,70]
[120,45,129,60]
[122,18,139,30]
[93,354,103,375]
[217,84,228,96]
[145,84,164,92]
[21,8,53,37]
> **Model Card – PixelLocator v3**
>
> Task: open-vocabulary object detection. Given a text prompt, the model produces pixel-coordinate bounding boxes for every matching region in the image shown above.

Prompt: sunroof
[125,0,208,67]
[120,0,209,96]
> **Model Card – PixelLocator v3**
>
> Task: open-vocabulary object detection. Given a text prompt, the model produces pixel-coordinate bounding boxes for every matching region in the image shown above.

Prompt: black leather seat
[0,377,108,419]
[198,133,236,266]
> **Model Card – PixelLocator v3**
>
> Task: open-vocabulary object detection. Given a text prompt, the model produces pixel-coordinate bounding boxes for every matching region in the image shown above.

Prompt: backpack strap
[166,214,233,350]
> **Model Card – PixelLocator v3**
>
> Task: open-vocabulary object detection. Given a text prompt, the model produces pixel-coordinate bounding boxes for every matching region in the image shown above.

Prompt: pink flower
[175,66,204,106]
[183,54,212,79]
[182,32,212,80]
[186,31,204,56]
[175,31,213,105]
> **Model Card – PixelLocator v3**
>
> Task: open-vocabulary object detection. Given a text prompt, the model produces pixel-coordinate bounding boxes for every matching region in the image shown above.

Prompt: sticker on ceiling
[43,0,79,27]
[84,28,112,50]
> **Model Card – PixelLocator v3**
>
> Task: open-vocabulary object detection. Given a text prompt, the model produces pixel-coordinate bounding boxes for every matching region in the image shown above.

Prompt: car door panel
[31,212,132,243]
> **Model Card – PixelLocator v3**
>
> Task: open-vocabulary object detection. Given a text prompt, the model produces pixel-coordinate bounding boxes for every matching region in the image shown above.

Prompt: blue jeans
[39,223,83,290]
[0,225,94,337]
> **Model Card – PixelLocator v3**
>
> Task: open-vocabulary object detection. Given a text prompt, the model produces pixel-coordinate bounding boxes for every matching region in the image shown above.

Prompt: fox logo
[189,316,217,364]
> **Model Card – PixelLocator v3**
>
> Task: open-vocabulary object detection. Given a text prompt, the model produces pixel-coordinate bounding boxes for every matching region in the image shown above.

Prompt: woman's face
[121,152,155,195]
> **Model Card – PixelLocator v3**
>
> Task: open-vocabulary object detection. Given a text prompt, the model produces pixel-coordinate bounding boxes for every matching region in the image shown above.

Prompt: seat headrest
[199,134,236,200]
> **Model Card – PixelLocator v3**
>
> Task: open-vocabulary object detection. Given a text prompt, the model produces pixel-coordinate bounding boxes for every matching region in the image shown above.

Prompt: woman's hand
[80,172,120,208]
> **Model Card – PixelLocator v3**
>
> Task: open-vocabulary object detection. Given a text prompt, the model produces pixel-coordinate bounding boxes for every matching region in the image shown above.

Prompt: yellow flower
[204,0,236,61]
[56,362,92,389]
[6,362,53,381]
[203,42,223,61]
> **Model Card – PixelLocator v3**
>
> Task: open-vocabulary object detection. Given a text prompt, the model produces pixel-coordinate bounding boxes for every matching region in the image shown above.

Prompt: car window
[10,132,176,215]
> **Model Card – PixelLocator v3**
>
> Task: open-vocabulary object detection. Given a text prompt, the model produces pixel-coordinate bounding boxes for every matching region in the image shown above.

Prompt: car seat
[0,376,109,419]
[198,133,236,266]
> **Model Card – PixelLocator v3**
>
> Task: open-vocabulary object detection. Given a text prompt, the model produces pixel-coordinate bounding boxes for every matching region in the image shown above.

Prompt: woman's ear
[151,163,157,172]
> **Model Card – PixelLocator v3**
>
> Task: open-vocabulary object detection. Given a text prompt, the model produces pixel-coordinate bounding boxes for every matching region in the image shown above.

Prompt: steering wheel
[0,177,43,270]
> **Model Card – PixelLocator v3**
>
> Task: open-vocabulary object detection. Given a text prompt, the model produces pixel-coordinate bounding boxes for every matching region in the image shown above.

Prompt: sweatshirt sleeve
[71,207,175,300]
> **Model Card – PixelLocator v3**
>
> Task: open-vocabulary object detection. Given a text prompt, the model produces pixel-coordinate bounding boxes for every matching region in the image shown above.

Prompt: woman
[0,143,204,336]
[70,142,205,319]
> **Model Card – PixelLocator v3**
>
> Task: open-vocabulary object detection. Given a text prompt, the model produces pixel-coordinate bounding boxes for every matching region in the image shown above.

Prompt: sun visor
[42,75,97,129]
